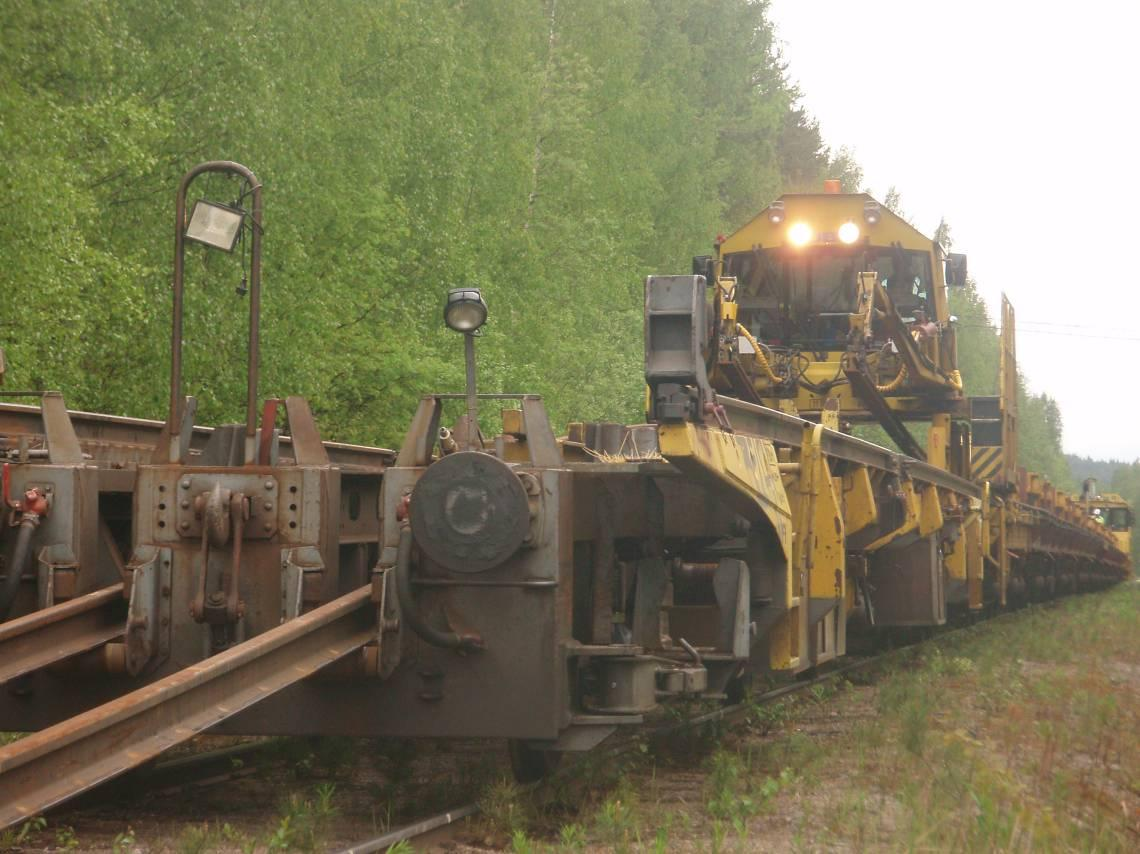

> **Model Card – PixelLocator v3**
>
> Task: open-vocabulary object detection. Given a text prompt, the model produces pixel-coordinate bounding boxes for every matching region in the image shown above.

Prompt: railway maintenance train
[0,165,1130,823]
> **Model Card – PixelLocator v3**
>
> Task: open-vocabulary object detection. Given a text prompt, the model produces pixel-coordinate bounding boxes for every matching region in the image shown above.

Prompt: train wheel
[724,671,752,706]
[508,739,562,783]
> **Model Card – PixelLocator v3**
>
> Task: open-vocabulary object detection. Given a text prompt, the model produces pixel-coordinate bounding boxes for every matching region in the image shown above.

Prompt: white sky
[767,0,1140,461]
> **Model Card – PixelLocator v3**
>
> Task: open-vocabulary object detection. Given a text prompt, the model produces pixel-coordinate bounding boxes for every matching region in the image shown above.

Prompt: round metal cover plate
[409,452,530,573]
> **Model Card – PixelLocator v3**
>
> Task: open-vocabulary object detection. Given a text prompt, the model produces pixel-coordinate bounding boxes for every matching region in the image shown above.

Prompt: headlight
[838,222,860,244]
[787,222,813,247]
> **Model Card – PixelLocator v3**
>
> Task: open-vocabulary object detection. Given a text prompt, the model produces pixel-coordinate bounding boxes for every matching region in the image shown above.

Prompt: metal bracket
[34,543,77,609]
[713,558,750,659]
[365,564,402,678]
[124,545,172,675]
[176,474,279,540]
[280,545,325,621]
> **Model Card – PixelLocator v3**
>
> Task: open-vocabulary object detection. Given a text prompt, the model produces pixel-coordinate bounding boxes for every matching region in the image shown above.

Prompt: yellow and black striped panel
[971,446,1003,481]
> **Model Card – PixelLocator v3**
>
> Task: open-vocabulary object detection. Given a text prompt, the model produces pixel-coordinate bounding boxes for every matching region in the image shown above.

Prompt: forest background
[2,0,1134,554]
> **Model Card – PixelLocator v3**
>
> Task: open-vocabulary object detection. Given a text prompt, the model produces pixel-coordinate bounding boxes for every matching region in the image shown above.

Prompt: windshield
[723,246,934,347]
[1106,507,1131,531]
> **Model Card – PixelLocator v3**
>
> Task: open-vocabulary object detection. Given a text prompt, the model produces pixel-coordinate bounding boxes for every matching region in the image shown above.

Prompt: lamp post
[443,289,488,451]
[169,161,262,465]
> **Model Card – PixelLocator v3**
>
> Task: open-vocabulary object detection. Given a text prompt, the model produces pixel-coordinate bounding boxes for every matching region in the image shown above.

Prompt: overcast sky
[767,0,1140,461]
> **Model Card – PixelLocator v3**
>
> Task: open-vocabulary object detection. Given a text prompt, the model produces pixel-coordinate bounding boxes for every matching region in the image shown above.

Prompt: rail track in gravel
[334,653,885,853]
[333,601,1063,853]
[20,600,1064,852]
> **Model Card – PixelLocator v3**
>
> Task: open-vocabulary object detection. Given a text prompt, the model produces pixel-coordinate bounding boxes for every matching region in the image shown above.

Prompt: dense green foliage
[1,0,856,447]
[0,0,1100,498]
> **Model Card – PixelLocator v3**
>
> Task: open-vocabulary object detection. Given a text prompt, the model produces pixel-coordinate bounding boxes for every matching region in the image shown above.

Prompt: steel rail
[335,803,482,854]
[0,584,125,684]
[717,395,983,499]
[71,738,284,809]
[0,585,375,828]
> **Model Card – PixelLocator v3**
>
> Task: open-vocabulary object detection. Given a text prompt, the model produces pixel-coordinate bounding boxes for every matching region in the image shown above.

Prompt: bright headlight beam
[787,222,813,247]
[838,222,860,244]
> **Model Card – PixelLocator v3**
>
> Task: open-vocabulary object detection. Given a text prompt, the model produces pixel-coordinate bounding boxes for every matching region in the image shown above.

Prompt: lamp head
[444,288,488,333]
[185,200,245,252]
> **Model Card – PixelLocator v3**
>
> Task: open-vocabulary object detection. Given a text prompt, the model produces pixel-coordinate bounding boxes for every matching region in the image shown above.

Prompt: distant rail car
[0,169,1130,824]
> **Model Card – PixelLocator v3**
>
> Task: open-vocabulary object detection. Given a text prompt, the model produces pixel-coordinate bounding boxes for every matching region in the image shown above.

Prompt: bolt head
[264,501,274,511]
[181,479,191,489]
[181,499,190,509]
[265,480,275,490]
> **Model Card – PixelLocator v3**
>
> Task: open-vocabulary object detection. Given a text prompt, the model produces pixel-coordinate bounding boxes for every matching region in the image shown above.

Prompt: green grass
[265,782,339,852]
[808,585,1140,851]
[482,585,1139,852]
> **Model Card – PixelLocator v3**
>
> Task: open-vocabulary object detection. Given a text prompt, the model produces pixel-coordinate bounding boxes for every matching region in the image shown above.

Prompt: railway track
[333,651,889,853]
[333,605,1041,853]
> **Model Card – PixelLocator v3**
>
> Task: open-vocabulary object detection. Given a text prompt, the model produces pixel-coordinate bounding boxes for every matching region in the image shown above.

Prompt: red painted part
[1,465,49,516]
[259,398,282,465]
[395,493,411,523]
[20,487,49,517]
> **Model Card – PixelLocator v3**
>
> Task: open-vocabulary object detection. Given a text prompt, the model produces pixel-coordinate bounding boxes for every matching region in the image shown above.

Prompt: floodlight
[185,200,245,252]
[444,289,488,333]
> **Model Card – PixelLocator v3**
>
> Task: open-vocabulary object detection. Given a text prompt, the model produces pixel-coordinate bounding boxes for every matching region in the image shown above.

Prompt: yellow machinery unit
[1079,478,1134,556]
[696,186,969,468]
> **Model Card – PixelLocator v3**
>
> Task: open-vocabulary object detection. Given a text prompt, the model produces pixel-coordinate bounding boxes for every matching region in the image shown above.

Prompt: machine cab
[703,185,966,422]
[1081,479,1134,557]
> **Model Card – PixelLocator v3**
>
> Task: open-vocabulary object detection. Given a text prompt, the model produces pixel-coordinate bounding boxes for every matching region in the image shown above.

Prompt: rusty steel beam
[0,401,394,469]
[0,584,126,685]
[0,586,375,827]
